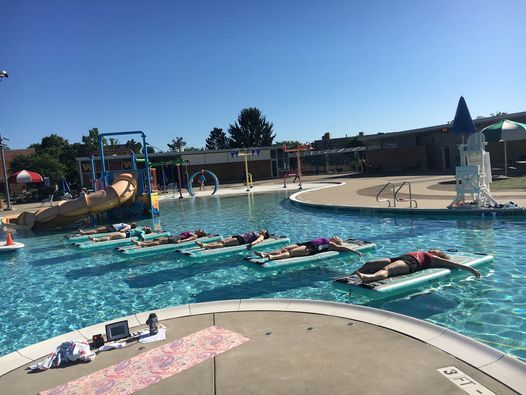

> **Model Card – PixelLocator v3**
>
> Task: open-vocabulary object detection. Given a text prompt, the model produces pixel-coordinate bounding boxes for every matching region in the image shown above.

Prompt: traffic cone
[6,233,14,246]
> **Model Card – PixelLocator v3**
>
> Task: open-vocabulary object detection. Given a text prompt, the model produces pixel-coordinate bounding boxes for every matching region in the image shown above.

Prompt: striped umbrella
[482,120,526,176]
[8,170,44,184]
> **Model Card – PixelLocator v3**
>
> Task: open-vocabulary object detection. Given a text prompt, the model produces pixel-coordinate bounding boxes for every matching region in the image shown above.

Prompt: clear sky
[1,0,525,151]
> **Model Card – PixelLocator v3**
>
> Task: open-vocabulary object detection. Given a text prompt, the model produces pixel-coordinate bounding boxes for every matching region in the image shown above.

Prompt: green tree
[9,153,66,184]
[275,140,301,148]
[228,107,275,148]
[30,133,70,158]
[125,139,142,154]
[167,137,187,152]
[205,128,229,150]
[108,138,120,148]
[81,128,106,155]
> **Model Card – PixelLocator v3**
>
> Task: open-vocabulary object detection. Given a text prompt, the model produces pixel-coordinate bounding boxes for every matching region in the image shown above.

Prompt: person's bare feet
[355,271,367,283]
[195,241,205,248]
[255,251,267,258]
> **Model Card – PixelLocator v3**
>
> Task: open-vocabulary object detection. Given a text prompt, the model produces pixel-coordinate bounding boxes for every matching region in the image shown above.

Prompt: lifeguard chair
[449,132,498,208]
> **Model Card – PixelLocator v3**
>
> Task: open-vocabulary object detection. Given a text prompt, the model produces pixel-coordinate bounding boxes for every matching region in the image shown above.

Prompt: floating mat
[333,251,493,300]
[73,232,171,250]
[117,234,223,257]
[244,238,376,271]
[177,236,290,259]
[40,326,250,395]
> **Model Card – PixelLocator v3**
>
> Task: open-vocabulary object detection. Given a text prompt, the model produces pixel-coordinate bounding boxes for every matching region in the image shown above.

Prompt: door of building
[441,147,451,170]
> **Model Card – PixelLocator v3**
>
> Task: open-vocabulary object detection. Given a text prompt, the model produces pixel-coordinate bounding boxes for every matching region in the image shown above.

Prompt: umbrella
[482,120,526,176]
[450,96,477,143]
[8,170,43,184]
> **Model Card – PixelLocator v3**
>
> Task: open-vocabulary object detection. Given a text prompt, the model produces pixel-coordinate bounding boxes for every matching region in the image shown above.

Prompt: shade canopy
[8,170,43,184]
[451,96,477,136]
[481,120,526,143]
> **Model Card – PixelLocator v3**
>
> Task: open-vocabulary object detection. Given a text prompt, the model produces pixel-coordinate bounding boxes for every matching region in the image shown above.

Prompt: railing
[394,181,418,208]
[376,182,396,207]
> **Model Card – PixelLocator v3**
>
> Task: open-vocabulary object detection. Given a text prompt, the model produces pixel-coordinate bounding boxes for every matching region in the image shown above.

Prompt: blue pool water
[1,191,525,361]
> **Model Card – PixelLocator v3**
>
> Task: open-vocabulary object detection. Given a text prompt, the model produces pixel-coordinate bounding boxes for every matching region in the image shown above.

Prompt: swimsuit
[300,237,330,255]
[111,223,128,232]
[392,252,433,273]
[234,231,259,245]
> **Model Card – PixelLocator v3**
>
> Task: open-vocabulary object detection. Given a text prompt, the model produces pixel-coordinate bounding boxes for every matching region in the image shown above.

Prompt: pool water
[1,191,525,361]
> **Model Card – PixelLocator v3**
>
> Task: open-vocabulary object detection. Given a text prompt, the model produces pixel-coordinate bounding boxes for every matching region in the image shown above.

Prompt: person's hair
[260,230,270,239]
[195,229,206,237]
[330,236,343,245]
[131,222,137,228]
[429,249,450,260]
[143,226,153,234]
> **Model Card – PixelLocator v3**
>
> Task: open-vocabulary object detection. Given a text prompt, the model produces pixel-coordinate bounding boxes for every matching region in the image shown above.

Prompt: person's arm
[431,256,481,278]
[120,225,131,233]
[246,235,265,249]
[179,234,198,243]
[329,242,363,255]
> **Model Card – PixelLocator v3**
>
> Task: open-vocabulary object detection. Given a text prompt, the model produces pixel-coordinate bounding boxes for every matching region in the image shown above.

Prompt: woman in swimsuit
[133,229,207,247]
[255,236,363,261]
[77,222,136,235]
[355,249,481,283]
[89,226,152,242]
[196,230,269,249]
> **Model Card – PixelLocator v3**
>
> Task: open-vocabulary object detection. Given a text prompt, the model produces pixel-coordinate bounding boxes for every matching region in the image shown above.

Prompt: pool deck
[1,174,526,393]
[1,300,524,394]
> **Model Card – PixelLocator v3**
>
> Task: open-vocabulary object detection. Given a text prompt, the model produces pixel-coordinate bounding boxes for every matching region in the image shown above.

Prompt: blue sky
[1,0,525,151]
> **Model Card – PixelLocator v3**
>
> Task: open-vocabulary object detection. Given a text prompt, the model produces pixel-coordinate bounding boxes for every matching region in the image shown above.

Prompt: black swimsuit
[391,255,420,273]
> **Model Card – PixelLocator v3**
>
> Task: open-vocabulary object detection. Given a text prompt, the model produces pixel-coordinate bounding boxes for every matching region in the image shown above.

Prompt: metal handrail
[376,182,395,207]
[394,181,418,208]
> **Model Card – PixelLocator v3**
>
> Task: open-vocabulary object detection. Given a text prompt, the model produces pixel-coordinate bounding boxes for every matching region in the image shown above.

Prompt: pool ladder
[376,181,418,208]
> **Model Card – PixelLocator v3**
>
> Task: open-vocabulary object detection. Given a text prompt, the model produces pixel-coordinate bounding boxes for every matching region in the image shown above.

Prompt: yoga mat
[40,326,250,395]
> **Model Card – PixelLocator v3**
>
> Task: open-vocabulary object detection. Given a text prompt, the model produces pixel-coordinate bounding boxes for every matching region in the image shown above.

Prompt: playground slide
[2,173,138,231]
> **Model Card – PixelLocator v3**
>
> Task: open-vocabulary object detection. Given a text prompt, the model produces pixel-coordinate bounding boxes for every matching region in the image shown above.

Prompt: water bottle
[146,313,159,336]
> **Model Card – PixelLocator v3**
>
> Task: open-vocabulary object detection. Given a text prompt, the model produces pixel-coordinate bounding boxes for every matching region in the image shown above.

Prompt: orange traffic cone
[6,233,14,246]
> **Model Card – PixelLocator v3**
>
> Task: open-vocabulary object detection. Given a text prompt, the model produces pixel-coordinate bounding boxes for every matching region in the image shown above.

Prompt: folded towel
[139,327,166,343]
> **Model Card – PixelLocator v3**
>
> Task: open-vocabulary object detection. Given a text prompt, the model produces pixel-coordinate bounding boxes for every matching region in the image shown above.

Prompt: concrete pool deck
[1,300,525,394]
[2,174,526,393]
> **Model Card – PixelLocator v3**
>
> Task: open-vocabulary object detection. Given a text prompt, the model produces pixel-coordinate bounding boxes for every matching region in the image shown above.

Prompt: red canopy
[8,170,44,184]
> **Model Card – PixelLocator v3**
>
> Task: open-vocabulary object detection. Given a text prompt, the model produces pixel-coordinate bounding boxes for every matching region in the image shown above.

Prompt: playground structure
[449,132,498,208]
[187,169,219,196]
[230,148,261,192]
[93,131,158,219]
[282,144,312,190]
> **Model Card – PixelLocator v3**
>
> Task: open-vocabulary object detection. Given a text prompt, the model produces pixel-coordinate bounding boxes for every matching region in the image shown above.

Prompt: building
[314,111,526,172]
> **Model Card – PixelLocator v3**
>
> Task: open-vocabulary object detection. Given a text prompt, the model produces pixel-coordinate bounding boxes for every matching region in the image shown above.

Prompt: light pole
[0,70,12,210]
[0,135,12,210]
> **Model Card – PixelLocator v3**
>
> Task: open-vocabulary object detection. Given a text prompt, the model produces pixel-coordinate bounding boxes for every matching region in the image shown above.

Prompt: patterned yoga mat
[40,326,250,395]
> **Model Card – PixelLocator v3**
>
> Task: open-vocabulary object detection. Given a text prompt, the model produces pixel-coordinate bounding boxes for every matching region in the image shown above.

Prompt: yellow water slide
[2,173,138,231]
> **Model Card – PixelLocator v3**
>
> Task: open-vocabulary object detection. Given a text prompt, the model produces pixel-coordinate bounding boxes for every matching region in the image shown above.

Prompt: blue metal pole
[142,135,154,218]
[98,135,107,188]
[90,155,96,191]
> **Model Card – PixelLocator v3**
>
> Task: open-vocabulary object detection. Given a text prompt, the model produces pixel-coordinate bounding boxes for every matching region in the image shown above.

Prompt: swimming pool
[0,191,525,361]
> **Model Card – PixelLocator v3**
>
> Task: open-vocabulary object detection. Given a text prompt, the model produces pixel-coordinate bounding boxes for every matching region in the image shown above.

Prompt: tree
[30,133,70,158]
[81,128,106,155]
[108,138,120,148]
[167,137,187,152]
[9,153,66,184]
[228,107,275,148]
[146,146,155,154]
[205,128,229,150]
[125,139,142,154]
[275,140,301,148]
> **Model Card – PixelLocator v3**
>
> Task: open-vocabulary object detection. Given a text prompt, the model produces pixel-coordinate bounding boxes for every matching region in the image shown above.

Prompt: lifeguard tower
[449,129,499,208]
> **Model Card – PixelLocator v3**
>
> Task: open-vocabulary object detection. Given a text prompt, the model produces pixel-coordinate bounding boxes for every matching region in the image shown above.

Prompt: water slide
[2,173,138,231]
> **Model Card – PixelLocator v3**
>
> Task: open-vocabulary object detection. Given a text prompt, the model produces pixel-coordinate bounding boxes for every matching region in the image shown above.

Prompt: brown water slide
[2,173,138,230]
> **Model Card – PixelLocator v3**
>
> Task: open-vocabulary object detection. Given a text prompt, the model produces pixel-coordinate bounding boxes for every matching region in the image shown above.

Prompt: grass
[491,175,526,190]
